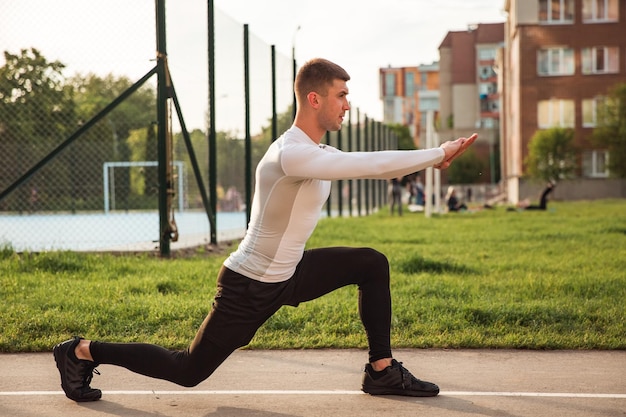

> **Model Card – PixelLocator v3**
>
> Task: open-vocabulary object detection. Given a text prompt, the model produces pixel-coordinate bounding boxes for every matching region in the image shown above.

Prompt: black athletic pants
[526,185,554,210]
[90,246,393,387]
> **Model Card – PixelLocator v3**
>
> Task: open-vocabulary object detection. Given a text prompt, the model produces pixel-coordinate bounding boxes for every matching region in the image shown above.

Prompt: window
[582,47,619,74]
[478,48,497,61]
[405,72,415,97]
[582,96,606,127]
[383,97,397,122]
[537,48,575,76]
[538,99,575,128]
[583,0,619,22]
[479,82,498,95]
[479,65,496,80]
[481,118,496,129]
[539,0,575,23]
[420,72,427,90]
[480,96,499,113]
[582,150,609,177]
[384,73,396,98]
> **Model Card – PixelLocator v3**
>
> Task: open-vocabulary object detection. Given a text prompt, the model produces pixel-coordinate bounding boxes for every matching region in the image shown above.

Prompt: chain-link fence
[1,0,392,253]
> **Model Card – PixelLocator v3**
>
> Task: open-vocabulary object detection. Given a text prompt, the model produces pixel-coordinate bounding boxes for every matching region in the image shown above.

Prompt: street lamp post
[292,25,301,121]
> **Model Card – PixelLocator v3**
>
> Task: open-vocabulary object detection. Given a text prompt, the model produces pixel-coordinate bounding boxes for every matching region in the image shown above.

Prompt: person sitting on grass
[445,186,468,212]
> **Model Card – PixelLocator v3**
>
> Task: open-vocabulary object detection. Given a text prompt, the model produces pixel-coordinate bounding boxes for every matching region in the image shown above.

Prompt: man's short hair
[295,58,350,102]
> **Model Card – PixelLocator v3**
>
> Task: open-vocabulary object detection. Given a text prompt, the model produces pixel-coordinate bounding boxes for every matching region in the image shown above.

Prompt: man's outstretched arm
[435,133,478,170]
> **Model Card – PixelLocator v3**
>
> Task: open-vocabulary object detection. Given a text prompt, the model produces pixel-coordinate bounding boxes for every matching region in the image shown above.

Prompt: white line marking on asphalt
[1,390,625,398]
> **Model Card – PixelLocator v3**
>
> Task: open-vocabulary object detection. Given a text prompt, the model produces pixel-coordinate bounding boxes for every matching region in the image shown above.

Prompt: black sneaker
[362,359,439,397]
[53,336,102,402]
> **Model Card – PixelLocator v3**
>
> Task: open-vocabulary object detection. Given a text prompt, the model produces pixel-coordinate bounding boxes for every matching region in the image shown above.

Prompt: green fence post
[156,0,171,257]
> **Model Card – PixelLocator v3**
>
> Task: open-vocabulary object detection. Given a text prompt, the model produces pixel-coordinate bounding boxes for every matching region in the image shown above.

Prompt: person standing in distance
[53,58,477,402]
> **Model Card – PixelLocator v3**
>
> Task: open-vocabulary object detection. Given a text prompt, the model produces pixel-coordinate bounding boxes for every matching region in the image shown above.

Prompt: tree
[126,124,159,205]
[216,130,246,199]
[69,73,156,210]
[173,128,209,209]
[592,83,626,178]
[144,123,159,197]
[524,127,577,182]
[0,48,75,138]
[0,48,77,211]
[387,123,415,150]
[447,148,485,184]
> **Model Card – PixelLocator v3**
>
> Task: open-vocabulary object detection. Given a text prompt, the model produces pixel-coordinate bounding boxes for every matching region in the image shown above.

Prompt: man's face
[317,79,350,132]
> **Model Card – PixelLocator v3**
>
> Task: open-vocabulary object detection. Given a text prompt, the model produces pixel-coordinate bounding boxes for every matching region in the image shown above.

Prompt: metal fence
[0,0,393,254]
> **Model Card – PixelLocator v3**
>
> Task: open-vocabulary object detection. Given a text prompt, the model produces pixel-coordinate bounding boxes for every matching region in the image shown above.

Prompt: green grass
[1,199,625,352]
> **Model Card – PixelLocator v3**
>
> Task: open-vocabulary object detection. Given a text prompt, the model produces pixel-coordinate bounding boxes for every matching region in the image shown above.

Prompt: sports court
[0,211,246,252]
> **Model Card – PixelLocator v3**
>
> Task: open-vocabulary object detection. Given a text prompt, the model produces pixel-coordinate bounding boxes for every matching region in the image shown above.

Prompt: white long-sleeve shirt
[223,126,444,283]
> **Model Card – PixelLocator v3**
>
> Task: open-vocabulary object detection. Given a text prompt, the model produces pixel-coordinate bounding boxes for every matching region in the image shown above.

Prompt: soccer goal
[103,161,185,214]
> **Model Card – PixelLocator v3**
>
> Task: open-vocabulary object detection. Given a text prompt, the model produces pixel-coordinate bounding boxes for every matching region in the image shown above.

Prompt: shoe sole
[53,340,102,402]
[362,385,439,397]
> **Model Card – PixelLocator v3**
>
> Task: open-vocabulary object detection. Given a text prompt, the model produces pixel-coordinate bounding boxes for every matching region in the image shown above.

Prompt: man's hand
[435,133,478,169]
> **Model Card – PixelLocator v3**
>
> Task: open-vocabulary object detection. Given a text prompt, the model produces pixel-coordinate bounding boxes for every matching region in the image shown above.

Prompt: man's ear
[307,92,320,108]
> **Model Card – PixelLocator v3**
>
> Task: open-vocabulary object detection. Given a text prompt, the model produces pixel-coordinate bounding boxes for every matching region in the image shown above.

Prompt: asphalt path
[1,349,625,417]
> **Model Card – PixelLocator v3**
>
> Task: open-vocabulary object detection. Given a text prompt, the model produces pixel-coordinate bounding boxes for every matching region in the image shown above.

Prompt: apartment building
[379,63,439,148]
[438,22,505,185]
[502,0,626,202]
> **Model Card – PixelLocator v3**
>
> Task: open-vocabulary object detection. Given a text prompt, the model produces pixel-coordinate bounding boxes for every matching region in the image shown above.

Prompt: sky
[214,0,507,123]
[2,0,507,133]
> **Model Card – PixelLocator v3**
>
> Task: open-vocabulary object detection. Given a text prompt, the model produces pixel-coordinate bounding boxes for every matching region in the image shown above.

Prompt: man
[53,58,477,402]
[389,177,403,215]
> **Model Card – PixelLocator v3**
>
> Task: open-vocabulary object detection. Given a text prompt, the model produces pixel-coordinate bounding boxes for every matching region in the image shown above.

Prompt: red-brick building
[438,22,505,185]
[502,0,626,202]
